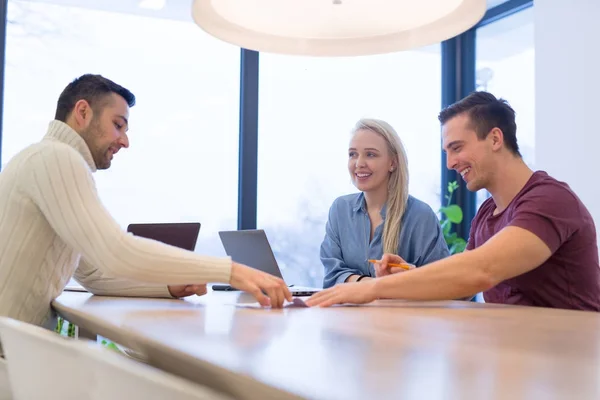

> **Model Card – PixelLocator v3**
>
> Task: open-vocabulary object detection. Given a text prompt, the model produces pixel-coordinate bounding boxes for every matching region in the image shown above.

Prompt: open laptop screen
[218,229,284,279]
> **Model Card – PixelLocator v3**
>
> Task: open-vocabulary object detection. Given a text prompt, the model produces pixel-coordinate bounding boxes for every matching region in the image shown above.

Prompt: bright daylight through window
[4,0,240,257]
[257,48,442,287]
[475,7,534,208]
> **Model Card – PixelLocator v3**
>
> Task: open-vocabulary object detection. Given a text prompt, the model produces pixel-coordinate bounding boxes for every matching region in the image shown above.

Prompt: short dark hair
[55,74,136,122]
[438,91,520,156]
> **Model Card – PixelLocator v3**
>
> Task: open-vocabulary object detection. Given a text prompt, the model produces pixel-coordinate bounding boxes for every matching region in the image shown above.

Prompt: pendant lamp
[191,0,486,56]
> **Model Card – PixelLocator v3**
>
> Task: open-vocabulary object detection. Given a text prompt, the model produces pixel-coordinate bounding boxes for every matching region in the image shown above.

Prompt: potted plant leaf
[439,181,467,255]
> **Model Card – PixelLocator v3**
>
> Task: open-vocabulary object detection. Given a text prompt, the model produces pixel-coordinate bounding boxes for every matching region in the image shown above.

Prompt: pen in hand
[368,259,412,270]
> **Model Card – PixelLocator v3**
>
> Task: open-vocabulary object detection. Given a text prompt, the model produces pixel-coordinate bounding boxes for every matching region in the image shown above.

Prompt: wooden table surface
[53,290,600,400]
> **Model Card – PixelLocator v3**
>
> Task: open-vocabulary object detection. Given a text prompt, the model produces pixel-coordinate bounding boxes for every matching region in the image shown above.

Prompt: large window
[257,48,442,288]
[475,7,534,207]
[3,0,240,256]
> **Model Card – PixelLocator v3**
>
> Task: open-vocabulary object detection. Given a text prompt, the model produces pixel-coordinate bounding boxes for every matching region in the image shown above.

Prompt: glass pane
[258,47,442,288]
[486,0,513,8]
[475,7,534,208]
[3,0,240,257]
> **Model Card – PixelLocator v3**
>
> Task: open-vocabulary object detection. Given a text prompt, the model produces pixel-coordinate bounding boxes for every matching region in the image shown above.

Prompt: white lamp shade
[191,0,487,56]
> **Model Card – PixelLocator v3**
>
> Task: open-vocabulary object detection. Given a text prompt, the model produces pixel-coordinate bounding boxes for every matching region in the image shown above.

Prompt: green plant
[100,339,121,352]
[55,316,122,353]
[55,316,76,337]
[439,181,467,254]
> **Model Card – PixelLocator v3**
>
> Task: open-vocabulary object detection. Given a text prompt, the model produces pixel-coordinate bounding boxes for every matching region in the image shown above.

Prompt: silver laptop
[216,229,321,296]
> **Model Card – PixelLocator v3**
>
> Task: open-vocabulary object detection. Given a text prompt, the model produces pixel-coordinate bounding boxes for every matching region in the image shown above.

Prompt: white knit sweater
[0,120,232,328]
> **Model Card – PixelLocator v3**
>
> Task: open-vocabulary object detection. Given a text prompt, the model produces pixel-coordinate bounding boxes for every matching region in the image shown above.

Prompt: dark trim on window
[237,49,259,230]
[440,29,477,241]
[440,0,533,240]
[0,0,8,170]
[476,0,533,28]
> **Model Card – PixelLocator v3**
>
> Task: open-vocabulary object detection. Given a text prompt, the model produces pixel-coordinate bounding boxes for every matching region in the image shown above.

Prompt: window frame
[439,0,533,241]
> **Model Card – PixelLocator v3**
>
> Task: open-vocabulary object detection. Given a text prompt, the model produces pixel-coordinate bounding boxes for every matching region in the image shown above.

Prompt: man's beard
[81,120,111,170]
[95,148,112,170]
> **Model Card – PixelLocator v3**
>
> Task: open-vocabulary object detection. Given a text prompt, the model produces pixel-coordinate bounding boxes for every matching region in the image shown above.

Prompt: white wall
[535,0,600,244]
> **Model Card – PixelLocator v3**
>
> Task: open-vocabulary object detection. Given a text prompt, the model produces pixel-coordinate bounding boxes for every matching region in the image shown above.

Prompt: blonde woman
[321,118,449,288]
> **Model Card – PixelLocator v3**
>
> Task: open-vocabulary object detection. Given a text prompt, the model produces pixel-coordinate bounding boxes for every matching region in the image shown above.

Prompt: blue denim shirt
[321,193,450,288]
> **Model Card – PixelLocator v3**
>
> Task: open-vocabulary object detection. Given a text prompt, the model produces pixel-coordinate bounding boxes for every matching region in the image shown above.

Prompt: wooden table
[52,290,600,400]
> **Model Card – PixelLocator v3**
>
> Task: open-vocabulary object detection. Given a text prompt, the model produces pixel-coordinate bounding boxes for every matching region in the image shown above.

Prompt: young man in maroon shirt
[307,91,600,311]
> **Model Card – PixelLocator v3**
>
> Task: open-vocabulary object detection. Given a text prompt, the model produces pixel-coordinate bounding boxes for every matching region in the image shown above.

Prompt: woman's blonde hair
[352,118,409,254]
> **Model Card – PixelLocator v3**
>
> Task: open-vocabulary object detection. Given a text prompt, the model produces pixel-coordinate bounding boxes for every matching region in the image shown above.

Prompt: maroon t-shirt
[467,171,600,311]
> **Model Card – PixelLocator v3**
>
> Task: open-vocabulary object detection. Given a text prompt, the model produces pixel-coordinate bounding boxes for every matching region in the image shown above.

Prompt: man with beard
[0,74,291,332]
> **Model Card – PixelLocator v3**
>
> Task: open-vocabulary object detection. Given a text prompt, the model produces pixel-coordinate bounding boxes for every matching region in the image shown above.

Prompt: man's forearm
[24,148,233,286]
[372,250,494,301]
[74,259,173,298]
